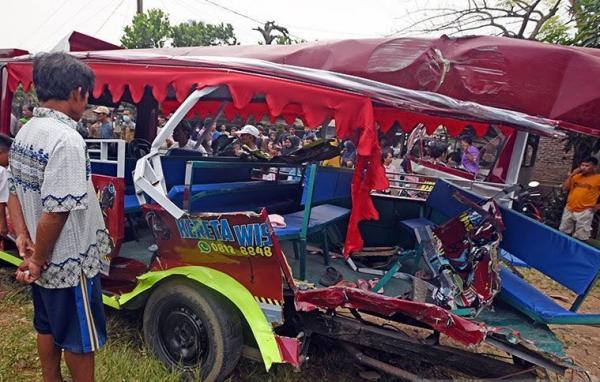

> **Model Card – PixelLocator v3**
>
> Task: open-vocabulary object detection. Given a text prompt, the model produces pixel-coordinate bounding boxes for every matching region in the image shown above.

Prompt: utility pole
[136,0,143,14]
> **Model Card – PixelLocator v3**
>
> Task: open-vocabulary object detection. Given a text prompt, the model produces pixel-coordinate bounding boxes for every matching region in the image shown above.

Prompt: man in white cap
[91,105,113,139]
[238,124,260,152]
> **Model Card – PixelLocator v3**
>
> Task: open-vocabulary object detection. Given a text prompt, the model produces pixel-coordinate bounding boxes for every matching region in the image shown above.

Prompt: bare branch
[392,9,472,35]
[432,14,521,34]
[446,21,513,36]
[516,0,543,38]
[512,0,542,17]
[528,0,563,39]
[392,0,568,41]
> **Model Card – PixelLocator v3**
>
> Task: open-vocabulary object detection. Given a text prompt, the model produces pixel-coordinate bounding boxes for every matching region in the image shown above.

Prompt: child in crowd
[0,134,12,238]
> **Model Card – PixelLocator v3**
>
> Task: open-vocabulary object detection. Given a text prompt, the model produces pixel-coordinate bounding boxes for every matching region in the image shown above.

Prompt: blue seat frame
[408,180,600,325]
[274,164,353,280]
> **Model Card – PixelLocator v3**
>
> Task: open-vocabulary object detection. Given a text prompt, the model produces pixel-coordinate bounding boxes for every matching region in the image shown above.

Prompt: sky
[0,0,454,52]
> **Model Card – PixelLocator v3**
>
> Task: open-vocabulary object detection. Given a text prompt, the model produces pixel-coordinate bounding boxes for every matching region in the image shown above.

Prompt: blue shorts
[31,272,107,354]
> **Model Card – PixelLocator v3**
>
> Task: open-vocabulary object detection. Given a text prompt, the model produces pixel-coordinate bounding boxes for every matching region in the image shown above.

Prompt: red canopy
[124,36,600,137]
[1,51,566,256]
[58,31,122,52]
[0,49,29,59]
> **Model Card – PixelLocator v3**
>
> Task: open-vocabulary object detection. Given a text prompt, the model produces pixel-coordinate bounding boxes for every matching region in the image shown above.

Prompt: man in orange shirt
[560,157,600,241]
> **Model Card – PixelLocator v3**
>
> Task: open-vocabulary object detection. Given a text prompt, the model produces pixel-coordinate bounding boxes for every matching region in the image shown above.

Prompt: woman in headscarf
[282,136,301,155]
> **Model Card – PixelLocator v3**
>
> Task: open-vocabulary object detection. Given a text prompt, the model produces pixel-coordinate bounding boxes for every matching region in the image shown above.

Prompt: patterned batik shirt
[9,107,111,289]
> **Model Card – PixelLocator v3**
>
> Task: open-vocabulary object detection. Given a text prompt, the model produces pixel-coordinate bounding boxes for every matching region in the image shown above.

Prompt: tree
[171,21,238,47]
[121,8,171,49]
[572,0,600,47]
[398,0,571,41]
[254,21,304,45]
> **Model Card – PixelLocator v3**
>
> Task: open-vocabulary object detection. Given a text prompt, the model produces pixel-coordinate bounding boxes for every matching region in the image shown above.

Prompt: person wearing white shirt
[383,151,399,183]
[169,121,207,154]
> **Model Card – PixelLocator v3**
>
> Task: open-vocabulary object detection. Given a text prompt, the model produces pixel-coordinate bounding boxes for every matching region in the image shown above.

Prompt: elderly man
[10,52,111,382]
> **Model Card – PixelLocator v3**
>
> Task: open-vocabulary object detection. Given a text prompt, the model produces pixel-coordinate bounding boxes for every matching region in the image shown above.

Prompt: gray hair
[33,52,95,102]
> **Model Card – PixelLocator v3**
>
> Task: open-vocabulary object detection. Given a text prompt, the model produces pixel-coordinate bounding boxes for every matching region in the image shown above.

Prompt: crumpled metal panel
[294,286,488,346]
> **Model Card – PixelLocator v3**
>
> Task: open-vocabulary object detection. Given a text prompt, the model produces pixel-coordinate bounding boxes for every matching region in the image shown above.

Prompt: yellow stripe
[253,296,283,306]
[80,273,99,351]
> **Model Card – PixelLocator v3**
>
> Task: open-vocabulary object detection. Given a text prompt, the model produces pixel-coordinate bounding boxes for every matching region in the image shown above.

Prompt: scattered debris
[358,370,381,381]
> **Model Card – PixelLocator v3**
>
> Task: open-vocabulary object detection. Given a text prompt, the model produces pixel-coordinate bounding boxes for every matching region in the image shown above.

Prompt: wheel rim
[158,304,209,367]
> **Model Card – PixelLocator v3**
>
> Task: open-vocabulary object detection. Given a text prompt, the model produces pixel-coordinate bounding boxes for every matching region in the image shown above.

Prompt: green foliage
[255,21,304,45]
[120,8,171,49]
[273,35,306,45]
[11,85,38,116]
[121,9,241,49]
[171,20,238,47]
[562,132,600,169]
[572,0,600,47]
[542,187,567,229]
[538,15,572,45]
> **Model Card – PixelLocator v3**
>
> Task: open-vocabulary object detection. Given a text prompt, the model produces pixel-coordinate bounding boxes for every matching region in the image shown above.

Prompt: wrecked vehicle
[0,49,599,381]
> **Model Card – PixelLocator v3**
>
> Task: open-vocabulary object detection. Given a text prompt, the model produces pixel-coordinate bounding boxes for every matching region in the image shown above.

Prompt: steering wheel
[128,138,152,159]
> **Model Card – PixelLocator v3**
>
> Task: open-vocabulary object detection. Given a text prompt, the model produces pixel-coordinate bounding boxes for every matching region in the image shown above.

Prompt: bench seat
[168,180,300,214]
[125,181,275,215]
[399,217,434,231]
[275,204,350,240]
[124,194,141,214]
[499,267,600,325]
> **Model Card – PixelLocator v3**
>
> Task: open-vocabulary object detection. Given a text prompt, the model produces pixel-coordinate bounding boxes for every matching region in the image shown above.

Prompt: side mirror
[528,180,540,188]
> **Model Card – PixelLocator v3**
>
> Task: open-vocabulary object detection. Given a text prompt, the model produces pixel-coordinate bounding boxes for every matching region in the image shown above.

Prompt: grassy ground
[0,264,396,382]
[0,266,181,382]
[1,263,599,381]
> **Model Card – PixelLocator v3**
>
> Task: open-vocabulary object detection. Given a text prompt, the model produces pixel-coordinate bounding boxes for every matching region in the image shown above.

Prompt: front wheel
[143,279,243,381]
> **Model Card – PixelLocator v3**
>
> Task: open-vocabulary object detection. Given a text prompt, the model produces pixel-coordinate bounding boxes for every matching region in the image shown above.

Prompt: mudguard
[0,252,283,370]
[103,266,282,370]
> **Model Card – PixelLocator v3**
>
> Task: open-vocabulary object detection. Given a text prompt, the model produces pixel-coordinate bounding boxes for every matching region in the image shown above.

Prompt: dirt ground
[518,268,600,379]
[0,264,598,381]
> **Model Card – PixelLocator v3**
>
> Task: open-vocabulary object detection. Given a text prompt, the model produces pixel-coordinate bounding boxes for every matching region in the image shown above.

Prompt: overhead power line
[198,0,305,41]
[95,0,128,34]
[22,0,71,46]
[200,0,263,24]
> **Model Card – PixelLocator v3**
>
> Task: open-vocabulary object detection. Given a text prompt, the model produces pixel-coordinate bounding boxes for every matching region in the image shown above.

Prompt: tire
[143,278,243,382]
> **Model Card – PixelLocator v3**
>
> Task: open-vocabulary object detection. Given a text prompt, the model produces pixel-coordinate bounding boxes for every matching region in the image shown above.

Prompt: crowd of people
[11,102,138,141]
[158,116,343,163]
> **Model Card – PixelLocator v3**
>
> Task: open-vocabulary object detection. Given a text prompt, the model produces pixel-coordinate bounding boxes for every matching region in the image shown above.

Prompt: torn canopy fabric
[6,56,564,138]
[124,35,600,137]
